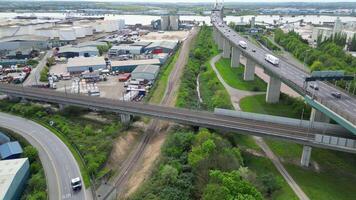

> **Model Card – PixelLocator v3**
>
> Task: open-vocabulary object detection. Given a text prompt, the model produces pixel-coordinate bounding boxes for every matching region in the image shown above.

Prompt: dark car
[331,92,341,99]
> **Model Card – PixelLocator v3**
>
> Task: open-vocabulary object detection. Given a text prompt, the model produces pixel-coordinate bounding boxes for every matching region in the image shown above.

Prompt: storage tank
[169,15,179,31]
[73,27,86,38]
[59,28,76,41]
[161,16,169,31]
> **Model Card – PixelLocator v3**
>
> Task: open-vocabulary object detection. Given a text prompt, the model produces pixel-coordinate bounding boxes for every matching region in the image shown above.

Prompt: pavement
[24,50,52,86]
[0,112,88,200]
[210,54,310,200]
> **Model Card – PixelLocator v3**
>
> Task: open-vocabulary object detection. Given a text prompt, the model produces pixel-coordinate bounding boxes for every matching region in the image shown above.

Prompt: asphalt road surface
[0,112,86,200]
[211,11,356,125]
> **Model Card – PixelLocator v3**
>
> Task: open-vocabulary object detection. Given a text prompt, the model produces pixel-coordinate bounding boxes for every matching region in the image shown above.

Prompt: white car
[71,177,82,191]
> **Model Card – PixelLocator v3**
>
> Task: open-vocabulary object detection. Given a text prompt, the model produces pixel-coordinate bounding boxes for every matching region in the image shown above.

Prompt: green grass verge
[239,93,356,200]
[215,58,267,91]
[149,47,181,104]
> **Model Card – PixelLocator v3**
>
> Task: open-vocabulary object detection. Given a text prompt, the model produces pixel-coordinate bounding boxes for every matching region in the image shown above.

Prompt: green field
[215,58,267,92]
[239,94,356,200]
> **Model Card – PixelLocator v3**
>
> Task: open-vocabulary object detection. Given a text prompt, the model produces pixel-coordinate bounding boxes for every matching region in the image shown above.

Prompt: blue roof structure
[0,141,23,160]
[0,132,10,145]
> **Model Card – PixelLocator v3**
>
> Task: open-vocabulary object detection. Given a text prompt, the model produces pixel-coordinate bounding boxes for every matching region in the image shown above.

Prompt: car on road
[309,83,319,90]
[331,92,341,99]
[252,49,256,52]
[239,41,247,49]
[71,177,82,191]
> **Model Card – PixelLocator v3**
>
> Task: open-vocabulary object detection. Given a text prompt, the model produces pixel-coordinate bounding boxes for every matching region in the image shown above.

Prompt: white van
[238,41,247,49]
[265,54,280,66]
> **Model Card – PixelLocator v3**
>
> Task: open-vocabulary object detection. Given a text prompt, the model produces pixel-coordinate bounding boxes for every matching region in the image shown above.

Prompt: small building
[0,141,23,160]
[145,40,178,54]
[108,45,143,57]
[67,57,107,74]
[57,46,99,58]
[131,64,160,81]
[6,49,39,60]
[111,59,161,73]
[153,53,169,64]
[0,158,30,200]
[0,35,50,51]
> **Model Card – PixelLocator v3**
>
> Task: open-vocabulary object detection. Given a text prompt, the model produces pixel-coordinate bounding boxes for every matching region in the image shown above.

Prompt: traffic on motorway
[211,10,356,125]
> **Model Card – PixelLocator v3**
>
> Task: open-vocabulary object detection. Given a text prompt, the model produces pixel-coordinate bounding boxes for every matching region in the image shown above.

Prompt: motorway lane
[211,11,356,124]
[0,112,86,200]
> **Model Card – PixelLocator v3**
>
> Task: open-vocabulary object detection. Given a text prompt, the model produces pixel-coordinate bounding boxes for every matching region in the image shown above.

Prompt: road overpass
[0,83,356,167]
[210,9,356,135]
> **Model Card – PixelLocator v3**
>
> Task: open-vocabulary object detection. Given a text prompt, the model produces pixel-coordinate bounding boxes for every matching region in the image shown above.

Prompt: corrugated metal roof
[111,59,161,67]
[0,158,29,199]
[146,40,178,50]
[0,141,23,159]
[0,35,49,43]
[110,45,143,51]
[58,46,98,54]
[67,57,106,67]
[132,65,159,74]
[76,41,107,48]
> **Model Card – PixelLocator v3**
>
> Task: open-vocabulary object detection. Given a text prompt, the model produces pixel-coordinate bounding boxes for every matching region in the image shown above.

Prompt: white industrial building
[312,17,356,43]
[67,57,107,74]
[131,64,160,81]
[0,158,30,200]
[109,45,143,57]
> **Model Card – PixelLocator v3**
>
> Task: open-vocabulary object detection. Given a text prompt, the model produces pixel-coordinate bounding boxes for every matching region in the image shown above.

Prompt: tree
[23,146,38,163]
[258,173,281,196]
[349,34,356,51]
[160,165,179,185]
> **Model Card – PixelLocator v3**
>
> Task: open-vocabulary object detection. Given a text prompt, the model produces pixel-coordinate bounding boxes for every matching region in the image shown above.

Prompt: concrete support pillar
[222,39,231,58]
[120,114,131,125]
[58,104,67,111]
[20,97,28,104]
[244,58,256,81]
[310,108,330,124]
[217,33,223,50]
[231,46,241,68]
[301,145,312,167]
[266,76,281,103]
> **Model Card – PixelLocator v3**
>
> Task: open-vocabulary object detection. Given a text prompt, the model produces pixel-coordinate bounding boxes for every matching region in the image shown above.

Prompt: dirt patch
[106,129,142,172]
[123,124,169,198]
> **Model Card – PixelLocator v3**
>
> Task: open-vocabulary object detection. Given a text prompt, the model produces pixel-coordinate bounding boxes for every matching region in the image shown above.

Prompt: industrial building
[76,41,107,48]
[67,57,107,74]
[57,46,99,58]
[108,45,144,57]
[145,40,178,54]
[111,59,161,72]
[153,53,169,64]
[0,141,23,160]
[131,64,160,81]
[0,158,30,200]
[0,35,50,51]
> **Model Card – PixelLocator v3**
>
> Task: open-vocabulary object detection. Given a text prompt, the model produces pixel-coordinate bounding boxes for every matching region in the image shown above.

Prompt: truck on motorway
[265,54,280,66]
[238,41,247,49]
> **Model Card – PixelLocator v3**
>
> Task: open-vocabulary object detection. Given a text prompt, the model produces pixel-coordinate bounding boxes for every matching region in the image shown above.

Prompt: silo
[169,15,179,31]
[161,15,169,31]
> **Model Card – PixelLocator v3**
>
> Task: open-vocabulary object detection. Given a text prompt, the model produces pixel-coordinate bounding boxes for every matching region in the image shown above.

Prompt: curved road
[0,112,86,200]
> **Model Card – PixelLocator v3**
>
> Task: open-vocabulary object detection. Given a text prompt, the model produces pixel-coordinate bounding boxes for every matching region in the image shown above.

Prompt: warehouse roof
[146,40,178,50]
[0,141,23,160]
[0,35,49,43]
[131,41,152,47]
[110,45,143,51]
[76,41,107,48]
[111,59,161,67]
[58,46,98,54]
[67,57,106,67]
[132,64,159,74]
[0,158,29,199]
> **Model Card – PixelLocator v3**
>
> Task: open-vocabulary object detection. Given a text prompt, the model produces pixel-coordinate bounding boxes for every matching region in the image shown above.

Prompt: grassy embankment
[215,58,267,91]
[240,94,356,200]
[0,101,123,187]
[147,46,181,104]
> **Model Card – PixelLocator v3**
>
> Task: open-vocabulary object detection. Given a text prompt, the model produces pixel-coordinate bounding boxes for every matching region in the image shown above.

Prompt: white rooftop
[0,158,28,199]
[111,59,161,67]
[67,56,106,67]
